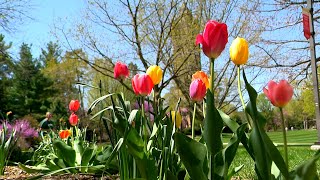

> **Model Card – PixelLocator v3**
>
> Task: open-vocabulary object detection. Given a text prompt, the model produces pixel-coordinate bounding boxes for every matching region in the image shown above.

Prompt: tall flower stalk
[263,80,293,169]
[279,107,288,168]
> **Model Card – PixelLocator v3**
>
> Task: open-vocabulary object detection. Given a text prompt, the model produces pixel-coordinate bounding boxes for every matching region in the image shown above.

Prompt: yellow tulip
[230,37,249,65]
[146,65,163,85]
[171,111,182,128]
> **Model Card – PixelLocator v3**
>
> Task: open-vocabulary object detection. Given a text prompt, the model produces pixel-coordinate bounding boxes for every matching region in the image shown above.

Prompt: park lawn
[267,129,318,144]
[221,130,320,178]
[222,129,319,144]
[230,146,320,179]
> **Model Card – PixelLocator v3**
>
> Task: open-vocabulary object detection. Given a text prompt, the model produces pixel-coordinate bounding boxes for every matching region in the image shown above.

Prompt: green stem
[209,58,214,180]
[280,108,289,169]
[141,99,147,151]
[210,59,214,94]
[192,102,196,139]
[237,66,252,129]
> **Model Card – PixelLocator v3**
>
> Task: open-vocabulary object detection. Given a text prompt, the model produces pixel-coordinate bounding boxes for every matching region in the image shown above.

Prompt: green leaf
[87,93,114,114]
[243,70,289,179]
[227,164,244,180]
[90,106,113,120]
[290,150,320,180]
[18,163,50,173]
[128,109,139,124]
[174,132,207,180]
[81,146,96,172]
[126,128,144,160]
[53,140,76,167]
[219,110,254,160]
[73,139,84,165]
[214,124,247,178]
[204,90,223,156]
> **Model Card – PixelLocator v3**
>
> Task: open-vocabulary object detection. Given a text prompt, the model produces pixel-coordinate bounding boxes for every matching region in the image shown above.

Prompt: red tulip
[263,80,293,108]
[69,100,80,112]
[69,113,79,126]
[190,79,207,102]
[114,61,129,80]
[196,20,228,59]
[132,74,154,96]
[59,130,71,139]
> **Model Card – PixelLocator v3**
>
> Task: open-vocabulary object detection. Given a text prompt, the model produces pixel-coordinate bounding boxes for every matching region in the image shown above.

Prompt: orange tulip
[192,71,209,89]
[59,130,71,139]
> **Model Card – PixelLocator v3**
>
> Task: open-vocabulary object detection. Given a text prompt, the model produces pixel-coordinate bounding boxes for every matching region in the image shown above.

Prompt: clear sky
[2,0,85,59]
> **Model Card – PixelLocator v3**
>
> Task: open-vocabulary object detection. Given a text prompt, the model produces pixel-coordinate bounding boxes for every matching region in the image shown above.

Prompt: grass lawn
[230,146,320,179]
[222,129,319,144]
[222,130,320,178]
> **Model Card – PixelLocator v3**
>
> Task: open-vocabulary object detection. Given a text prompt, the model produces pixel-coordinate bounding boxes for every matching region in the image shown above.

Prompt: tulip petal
[273,80,293,107]
[196,34,204,45]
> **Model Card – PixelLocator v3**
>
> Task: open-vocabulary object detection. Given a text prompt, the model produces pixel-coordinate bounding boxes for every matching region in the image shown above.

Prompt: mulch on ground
[0,166,119,180]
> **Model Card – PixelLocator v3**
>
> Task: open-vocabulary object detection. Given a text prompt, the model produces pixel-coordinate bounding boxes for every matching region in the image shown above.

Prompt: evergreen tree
[9,43,56,119]
[0,34,13,114]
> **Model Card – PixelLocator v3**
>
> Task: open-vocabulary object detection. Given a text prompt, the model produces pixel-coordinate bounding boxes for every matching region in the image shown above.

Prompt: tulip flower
[196,20,228,59]
[230,37,249,65]
[59,130,71,139]
[114,61,129,80]
[69,113,79,126]
[132,74,154,96]
[192,71,209,89]
[146,65,163,85]
[263,80,294,108]
[69,100,80,112]
[171,111,182,128]
[189,79,207,102]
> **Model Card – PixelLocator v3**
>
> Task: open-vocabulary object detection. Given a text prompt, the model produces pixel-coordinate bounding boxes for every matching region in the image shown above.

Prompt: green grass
[222,130,320,178]
[230,147,320,179]
[267,129,318,144]
[222,129,319,144]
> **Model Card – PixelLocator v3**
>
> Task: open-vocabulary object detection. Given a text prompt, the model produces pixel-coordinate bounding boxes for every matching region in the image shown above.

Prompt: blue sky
[3,0,85,59]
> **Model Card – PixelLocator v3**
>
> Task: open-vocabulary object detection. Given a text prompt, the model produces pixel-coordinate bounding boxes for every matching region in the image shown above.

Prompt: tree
[54,0,266,118]
[257,93,276,130]
[8,43,56,118]
[41,46,90,120]
[0,0,33,32]
[0,34,13,114]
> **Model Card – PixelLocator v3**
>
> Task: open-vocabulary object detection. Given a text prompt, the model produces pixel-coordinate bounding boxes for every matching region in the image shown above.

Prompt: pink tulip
[190,79,207,102]
[114,61,129,80]
[196,20,228,59]
[132,74,154,96]
[69,100,80,112]
[263,80,293,108]
[69,113,79,126]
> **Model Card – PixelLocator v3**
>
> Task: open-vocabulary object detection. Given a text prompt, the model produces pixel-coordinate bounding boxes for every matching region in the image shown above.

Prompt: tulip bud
[263,80,293,108]
[196,20,228,59]
[59,130,71,139]
[146,65,163,85]
[230,37,249,65]
[69,113,79,126]
[171,111,182,128]
[114,61,129,80]
[132,74,154,96]
[69,100,80,112]
[192,71,209,89]
[189,79,207,102]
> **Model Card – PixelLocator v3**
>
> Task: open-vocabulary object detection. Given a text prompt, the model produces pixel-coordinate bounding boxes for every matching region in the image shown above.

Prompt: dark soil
[0,166,119,180]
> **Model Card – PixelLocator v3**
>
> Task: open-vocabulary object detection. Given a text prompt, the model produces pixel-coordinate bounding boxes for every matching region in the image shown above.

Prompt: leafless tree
[0,0,33,33]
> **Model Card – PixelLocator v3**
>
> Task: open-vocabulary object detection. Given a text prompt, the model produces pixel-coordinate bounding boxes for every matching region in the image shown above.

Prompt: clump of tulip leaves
[18,128,118,178]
